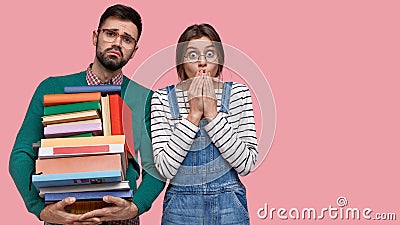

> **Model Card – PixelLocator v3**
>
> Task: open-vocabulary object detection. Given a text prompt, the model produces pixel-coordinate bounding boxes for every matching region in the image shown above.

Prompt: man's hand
[40,197,101,225]
[78,196,138,222]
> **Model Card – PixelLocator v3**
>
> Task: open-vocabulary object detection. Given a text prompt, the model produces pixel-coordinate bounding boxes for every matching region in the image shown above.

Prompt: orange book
[40,135,125,148]
[36,154,122,175]
[44,92,101,106]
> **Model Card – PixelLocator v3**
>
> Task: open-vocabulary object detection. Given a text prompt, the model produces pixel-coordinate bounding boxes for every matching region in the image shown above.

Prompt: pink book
[44,121,103,138]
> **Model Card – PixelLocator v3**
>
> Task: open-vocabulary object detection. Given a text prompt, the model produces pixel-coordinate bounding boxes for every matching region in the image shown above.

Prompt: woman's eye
[206,50,215,57]
[188,52,198,59]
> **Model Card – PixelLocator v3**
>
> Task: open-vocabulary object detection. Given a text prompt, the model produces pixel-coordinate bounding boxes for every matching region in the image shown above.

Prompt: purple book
[44,121,103,138]
[45,189,133,202]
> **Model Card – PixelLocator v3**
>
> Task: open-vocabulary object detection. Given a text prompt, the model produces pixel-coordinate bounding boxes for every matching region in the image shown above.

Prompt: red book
[109,94,135,158]
[122,100,135,158]
[109,94,123,135]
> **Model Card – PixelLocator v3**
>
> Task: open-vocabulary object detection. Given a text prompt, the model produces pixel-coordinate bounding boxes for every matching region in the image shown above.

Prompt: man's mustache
[105,46,123,57]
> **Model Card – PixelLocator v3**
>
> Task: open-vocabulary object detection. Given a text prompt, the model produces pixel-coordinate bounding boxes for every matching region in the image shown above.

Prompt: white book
[39,181,130,198]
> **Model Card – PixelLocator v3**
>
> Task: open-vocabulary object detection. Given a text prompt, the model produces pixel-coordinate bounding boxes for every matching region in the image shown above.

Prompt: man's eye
[106,31,117,37]
[123,36,133,43]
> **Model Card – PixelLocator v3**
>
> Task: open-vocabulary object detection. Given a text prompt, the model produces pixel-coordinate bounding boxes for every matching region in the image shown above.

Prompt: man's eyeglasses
[99,29,137,49]
[184,49,218,63]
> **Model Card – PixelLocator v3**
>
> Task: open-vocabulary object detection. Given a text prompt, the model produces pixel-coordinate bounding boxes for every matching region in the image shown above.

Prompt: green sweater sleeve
[131,90,166,216]
[9,79,49,219]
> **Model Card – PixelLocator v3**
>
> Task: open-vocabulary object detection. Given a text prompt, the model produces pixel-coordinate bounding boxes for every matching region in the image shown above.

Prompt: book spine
[32,170,122,190]
[64,201,113,214]
[44,101,101,116]
[45,189,133,202]
[109,94,123,135]
[101,95,112,136]
[64,85,121,94]
[38,144,124,157]
[44,92,101,106]
[40,135,125,147]
[44,122,103,138]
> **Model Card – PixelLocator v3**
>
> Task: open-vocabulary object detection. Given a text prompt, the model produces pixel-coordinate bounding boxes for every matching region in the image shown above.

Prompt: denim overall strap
[166,85,180,119]
[220,82,233,113]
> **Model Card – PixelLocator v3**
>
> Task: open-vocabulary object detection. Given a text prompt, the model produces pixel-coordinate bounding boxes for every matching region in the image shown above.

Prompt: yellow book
[101,95,112,136]
[41,135,125,147]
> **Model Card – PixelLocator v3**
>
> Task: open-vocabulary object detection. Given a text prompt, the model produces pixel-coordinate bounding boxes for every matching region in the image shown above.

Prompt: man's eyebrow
[103,28,134,38]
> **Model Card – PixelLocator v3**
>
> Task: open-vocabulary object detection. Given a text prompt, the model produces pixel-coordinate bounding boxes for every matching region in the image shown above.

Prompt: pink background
[1,0,399,224]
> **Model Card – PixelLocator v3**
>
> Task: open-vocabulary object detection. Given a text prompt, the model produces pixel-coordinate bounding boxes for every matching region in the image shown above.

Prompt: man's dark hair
[98,4,143,41]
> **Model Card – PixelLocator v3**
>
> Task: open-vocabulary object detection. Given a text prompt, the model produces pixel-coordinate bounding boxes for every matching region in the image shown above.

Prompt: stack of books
[32,85,134,214]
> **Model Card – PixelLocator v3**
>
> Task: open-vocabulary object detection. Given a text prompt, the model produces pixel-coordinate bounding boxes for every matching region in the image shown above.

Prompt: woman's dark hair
[98,4,143,41]
[176,24,224,81]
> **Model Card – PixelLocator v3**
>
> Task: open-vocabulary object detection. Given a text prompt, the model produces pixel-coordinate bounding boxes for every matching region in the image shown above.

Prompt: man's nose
[112,36,123,46]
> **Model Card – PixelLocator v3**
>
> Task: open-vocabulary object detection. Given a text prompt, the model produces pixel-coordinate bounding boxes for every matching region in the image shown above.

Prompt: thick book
[38,144,125,158]
[64,85,121,94]
[40,135,125,148]
[44,121,103,138]
[65,133,93,138]
[122,100,135,158]
[109,94,123,135]
[35,154,123,176]
[109,94,130,163]
[39,181,130,198]
[45,189,133,203]
[64,201,113,214]
[43,92,101,106]
[38,144,127,177]
[42,110,100,126]
[32,170,122,189]
[44,101,101,116]
[101,95,112,136]
[46,119,101,127]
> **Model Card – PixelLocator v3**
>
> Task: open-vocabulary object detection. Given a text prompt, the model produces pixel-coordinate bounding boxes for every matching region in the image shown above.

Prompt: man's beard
[96,46,131,71]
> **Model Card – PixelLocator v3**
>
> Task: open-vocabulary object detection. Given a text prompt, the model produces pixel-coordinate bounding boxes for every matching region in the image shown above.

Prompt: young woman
[151,23,258,225]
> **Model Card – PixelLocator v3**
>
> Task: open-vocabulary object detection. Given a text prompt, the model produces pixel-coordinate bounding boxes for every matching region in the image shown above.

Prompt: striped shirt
[151,82,258,180]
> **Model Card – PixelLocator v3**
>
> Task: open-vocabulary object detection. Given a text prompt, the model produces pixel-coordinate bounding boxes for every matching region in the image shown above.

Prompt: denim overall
[162,82,250,225]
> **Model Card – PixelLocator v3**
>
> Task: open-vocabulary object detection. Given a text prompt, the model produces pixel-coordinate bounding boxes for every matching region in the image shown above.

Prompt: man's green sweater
[9,71,165,219]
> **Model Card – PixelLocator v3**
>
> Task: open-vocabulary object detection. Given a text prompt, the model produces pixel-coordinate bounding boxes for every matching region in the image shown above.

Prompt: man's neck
[91,60,121,82]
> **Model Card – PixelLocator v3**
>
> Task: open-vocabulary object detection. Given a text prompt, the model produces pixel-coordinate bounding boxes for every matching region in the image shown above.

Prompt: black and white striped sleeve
[150,90,199,179]
[204,84,258,176]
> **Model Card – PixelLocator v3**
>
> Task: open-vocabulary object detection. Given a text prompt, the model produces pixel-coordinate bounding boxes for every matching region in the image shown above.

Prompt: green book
[64,132,93,138]
[44,101,101,116]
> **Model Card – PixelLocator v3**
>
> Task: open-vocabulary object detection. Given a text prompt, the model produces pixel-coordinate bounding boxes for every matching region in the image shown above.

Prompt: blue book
[32,170,122,190]
[45,189,133,202]
[64,85,121,94]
